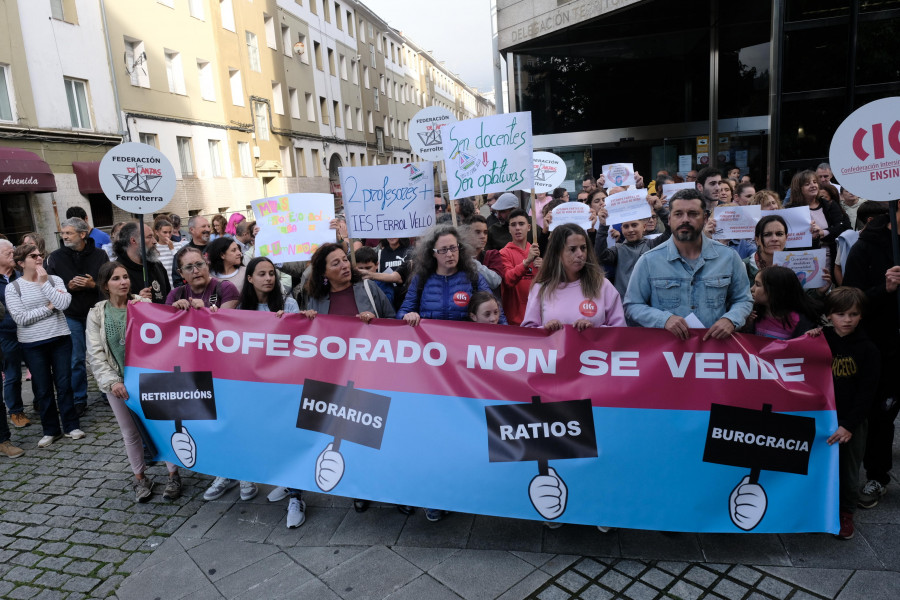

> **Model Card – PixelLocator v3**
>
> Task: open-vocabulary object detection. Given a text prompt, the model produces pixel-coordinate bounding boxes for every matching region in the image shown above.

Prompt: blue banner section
[124,368,838,533]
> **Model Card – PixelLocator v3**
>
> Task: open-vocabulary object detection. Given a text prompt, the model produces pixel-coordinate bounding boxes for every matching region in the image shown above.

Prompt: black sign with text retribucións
[703,403,815,475]
[296,379,391,449]
[138,368,216,421]
[485,399,597,463]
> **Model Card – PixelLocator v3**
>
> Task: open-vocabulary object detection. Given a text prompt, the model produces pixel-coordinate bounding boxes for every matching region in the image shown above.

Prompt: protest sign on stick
[605,189,651,225]
[339,163,435,239]
[251,193,335,260]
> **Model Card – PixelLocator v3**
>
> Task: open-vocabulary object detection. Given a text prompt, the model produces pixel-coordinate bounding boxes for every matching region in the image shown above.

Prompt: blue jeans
[0,336,23,415]
[22,336,79,436]
[66,317,88,406]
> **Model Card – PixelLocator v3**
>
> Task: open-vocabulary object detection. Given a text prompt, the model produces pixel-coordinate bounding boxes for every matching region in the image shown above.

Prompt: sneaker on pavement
[597,526,612,533]
[239,480,258,501]
[65,429,86,440]
[0,440,24,458]
[38,434,62,448]
[10,413,29,428]
[858,480,887,509]
[134,477,152,503]
[163,472,182,500]
[835,511,855,540]
[286,496,306,528]
[425,508,446,522]
[267,486,290,502]
[203,477,237,501]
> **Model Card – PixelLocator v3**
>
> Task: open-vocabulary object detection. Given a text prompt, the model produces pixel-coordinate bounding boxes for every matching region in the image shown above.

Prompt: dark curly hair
[305,243,360,300]
[407,225,479,296]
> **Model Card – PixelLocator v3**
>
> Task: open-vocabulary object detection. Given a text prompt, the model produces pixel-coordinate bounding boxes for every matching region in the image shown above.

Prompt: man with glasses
[685,169,699,183]
[47,217,109,416]
[624,189,752,338]
[434,195,446,214]
[113,222,171,304]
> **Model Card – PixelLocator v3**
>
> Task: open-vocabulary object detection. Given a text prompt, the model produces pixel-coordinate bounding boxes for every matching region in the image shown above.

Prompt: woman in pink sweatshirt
[521,223,625,330]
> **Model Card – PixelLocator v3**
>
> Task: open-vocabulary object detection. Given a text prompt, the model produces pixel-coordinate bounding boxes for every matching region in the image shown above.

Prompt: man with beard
[47,218,109,415]
[113,222,171,304]
[623,190,752,337]
[171,216,211,287]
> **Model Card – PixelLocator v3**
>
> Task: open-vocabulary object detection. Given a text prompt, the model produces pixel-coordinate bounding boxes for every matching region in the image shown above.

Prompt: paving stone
[495,569,551,600]
[619,530,703,562]
[622,581,657,600]
[598,569,631,592]
[384,573,464,600]
[578,585,614,600]
[394,512,476,548]
[542,524,621,557]
[62,576,101,593]
[713,577,750,598]
[572,557,605,579]
[556,569,589,593]
[187,539,279,581]
[320,546,422,600]
[6,565,42,583]
[385,546,458,572]
[328,507,409,546]
[756,575,793,599]
[836,570,900,600]
[613,559,647,577]
[11,552,42,566]
[7,586,41,599]
[466,515,543,553]
[115,551,209,600]
[699,533,791,566]
[729,564,763,585]
[289,577,343,600]
[263,506,347,547]
[63,560,100,576]
[540,554,579,576]
[667,579,704,600]
[779,533,882,570]
[683,565,719,587]
[202,502,282,543]
[756,566,853,598]
[212,551,313,598]
[536,584,571,600]
[640,567,674,590]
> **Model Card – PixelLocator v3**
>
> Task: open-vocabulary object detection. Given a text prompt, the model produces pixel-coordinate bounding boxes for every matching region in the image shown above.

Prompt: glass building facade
[502,0,900,193]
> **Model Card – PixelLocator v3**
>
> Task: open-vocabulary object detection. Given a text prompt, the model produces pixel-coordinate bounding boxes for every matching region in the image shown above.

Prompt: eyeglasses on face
[433,244,460,255]
[28,253,43,260]
[180,261,208,273]
[434,204,446,212]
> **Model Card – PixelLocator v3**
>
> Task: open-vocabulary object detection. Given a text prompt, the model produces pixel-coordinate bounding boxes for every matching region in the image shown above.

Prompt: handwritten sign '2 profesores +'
[340,163,435,239]
[442,112,534,200]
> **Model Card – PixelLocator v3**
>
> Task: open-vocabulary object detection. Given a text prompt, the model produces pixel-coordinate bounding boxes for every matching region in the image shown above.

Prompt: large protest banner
[442,112,534,200]
[339,163,435,239]
[251,193,335,260]
[125,304,838,534]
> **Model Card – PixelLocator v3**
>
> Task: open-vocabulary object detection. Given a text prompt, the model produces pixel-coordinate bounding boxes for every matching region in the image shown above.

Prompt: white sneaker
[203,477,237,501]
[38,434,62,448]
[267,486,290,502]
[286,497,306,528]
[597,526,612,533]
[543,521,563,529]
[239,480,258,501]
[65,429,85,440]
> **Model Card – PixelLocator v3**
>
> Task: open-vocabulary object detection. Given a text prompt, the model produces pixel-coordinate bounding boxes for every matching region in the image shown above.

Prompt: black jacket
[824,327,880,430]
[46,237,109,320]
[118,252,171,304]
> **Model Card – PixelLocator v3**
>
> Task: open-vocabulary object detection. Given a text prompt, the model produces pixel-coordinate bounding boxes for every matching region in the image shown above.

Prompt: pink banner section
[126,304,834,413]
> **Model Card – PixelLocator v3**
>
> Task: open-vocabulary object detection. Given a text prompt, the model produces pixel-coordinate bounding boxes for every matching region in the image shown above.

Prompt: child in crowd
[744,266,819,339]
[354,247,395,305]
[467,291,501,325]
[596,218,666,299]
[820,287,880,540]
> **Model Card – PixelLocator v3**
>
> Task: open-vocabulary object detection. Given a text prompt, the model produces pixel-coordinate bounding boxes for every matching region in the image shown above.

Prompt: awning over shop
[0,148,57,193]
[72,161,102,194]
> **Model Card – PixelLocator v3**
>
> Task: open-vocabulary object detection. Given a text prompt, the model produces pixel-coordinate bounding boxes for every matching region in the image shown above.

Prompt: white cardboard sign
[662,182,695,199]
[98,142,176,214]
[713,205,761,240]
[605,189,651,225]
[829,96,900,201]
[251,193,335,261]
[339,163,435,238]
[770,207,812,249]
[774,249,827,289]
[533,152,567,193]
[602,163,635,188]
[549,202,592,231]
[409,106,457,159]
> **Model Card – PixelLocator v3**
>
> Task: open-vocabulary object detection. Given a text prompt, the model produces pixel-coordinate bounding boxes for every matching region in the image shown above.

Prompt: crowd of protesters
[0,161,897,543]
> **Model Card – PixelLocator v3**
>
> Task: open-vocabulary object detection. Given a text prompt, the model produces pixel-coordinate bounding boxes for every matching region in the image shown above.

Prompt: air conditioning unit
[252,146,261,158]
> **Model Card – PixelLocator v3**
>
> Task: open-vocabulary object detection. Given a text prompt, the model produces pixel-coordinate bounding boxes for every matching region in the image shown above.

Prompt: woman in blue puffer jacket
[398,225,505,325]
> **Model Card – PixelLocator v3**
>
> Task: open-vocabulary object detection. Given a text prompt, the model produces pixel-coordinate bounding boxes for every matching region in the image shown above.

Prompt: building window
[333,100,341,127]
[311,148,321,176]
[124,38,149,88]
[355,107,362,131]
[254,102,269,141]
[64,77,91,129]
[305,92,315,121]
[314,41,323,71]
[165,50,186,95]
[264,14,277,49]
[289,87,300,119]
[295,147,306,176]
[346,11,353,37]
[208,140,223,177]
[363,66,369,88]
[373,88,379,111]
[297,33,309,64]
[50,0,65,20]
[220,0,235,31]
[334,3,342,29]
[0,64,16,122]
[229,68,243,106]
[322,0,330,23]
[197,59,215,101]
[340,55,347,80]
[375,127,384,154]
[386,78,392,99]
[272,82,284,115]
[351,58,358,85]
[309,0,317,15]
[319,96,328,124]
[358,19,365,43]
[237,141,252,176]
[176,137,194,176]
[246,32,261,71]
[280,146,293,177]
[327,48,335,76]
[138,132,158,148]
[367,110,373,133]
[281,25,291,57]
[189,0,204,19]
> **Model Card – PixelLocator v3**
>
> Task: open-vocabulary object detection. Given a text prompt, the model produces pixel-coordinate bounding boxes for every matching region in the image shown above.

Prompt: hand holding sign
[315,442,345,492]
[529,466,568,520]
[171,426,197,468]
[729,475,767,531]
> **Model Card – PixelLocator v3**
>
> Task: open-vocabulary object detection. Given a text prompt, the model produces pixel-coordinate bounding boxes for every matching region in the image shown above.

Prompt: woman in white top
[154,217,186,287]
[207,237,246,295]
[5,244,83,447]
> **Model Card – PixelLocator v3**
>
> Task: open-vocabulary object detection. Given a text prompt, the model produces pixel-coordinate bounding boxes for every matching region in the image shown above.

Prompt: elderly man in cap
[486,193,526,251]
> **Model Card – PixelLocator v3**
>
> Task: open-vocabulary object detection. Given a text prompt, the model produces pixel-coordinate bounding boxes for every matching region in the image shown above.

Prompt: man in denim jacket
[624,190,752,339]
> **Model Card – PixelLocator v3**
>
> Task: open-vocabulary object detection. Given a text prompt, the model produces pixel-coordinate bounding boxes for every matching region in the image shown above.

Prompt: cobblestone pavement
[1,387,899,599]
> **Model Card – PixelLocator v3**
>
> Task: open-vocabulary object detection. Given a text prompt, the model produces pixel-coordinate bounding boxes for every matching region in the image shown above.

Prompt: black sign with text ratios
[485,399,597,463]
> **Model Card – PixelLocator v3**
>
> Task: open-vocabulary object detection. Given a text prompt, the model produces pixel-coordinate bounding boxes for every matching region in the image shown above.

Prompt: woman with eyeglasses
[397,225,505,327]
[5,244,83,448]
[165,247,239,311]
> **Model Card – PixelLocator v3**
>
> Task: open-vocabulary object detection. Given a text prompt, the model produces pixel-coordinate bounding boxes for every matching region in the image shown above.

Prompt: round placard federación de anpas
[99,142,176,214]
[409,106,457,159]
[829,96,900,201]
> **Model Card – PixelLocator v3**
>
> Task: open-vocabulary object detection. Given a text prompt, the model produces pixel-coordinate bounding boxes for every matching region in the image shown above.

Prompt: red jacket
[498,242,538,325]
